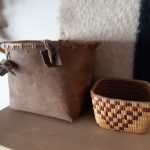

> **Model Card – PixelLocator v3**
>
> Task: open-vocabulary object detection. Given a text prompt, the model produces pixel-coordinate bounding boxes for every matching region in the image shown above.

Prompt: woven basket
[91,79,150,134]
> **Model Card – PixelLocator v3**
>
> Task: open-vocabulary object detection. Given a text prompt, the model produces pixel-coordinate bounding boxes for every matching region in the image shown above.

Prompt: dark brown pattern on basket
[93,96,150,131]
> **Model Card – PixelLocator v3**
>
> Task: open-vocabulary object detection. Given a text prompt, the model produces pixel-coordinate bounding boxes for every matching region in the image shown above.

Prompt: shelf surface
[0,108,150,150]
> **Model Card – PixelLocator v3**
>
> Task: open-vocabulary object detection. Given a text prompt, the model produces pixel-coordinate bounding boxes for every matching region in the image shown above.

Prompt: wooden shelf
[0,108,150,150]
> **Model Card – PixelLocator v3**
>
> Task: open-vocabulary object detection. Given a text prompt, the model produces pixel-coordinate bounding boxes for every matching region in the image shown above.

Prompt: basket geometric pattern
[92,94,150,134]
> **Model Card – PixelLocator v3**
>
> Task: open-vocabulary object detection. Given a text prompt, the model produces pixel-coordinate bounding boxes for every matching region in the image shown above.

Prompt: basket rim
[91,78,150,104]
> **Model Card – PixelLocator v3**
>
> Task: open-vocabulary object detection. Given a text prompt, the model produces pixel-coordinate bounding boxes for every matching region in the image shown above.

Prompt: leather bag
[0,40,99,122]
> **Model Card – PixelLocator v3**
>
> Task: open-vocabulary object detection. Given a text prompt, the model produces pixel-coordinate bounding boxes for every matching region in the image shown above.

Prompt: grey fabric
[59,0,140,80]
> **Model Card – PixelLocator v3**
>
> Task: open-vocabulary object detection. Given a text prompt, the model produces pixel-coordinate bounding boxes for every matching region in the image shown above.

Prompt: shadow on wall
[0,0,8,40]
[94,41,135,80]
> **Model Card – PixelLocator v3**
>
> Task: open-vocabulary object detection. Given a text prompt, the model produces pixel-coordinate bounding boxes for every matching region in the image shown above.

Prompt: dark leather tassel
[0,59,16,76]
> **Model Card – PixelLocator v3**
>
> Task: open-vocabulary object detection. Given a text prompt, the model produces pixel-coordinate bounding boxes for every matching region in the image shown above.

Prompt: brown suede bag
[0,40,99,122]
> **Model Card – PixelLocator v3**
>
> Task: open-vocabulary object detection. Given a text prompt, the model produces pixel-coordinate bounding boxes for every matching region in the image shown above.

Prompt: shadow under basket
[91,79,150,134]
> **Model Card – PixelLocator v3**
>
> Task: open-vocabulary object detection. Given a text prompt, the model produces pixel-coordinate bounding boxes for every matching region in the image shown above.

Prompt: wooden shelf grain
[0,108,150,150]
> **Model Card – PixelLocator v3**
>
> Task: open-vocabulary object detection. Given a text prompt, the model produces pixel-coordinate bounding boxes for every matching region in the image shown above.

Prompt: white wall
[0,0,59,110]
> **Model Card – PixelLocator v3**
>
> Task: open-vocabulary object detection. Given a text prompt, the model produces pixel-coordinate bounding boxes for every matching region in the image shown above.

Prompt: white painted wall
[0,0,59,109]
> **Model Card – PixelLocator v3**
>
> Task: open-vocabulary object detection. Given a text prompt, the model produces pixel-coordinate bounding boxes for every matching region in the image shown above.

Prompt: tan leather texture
[1,40,99,122]
[0,47,5,53]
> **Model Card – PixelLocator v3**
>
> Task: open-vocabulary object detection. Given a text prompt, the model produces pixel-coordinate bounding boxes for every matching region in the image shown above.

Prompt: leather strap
[0,59,16,76]
[0,43,16,76]
[41,40,62,67]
